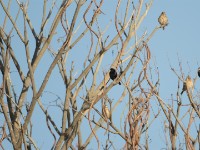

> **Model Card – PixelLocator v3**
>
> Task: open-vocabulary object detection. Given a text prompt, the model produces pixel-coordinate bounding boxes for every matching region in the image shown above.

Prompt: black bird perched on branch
[109,68,121,85]
[198,67,200,78]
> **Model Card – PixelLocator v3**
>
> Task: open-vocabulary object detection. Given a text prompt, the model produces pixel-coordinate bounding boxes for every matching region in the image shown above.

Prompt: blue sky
[0,0,200,149]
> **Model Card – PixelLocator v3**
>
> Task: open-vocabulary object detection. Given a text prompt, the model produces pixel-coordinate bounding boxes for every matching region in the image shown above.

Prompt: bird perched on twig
[102,104,111,134]
[158,12,168,30]
[102,105,111,121]
[109,68,121,85]
[181,76,193,95]
[198,67,200,78]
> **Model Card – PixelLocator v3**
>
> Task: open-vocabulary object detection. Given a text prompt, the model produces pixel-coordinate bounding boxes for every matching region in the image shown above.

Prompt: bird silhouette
[181,76,193,95]
[109,68,121,85]
[198,67,200,78]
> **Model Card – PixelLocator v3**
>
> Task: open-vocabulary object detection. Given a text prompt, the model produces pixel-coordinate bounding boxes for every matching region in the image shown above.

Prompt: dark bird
[198,67,200,77]
[109,68,121,85]
[181,76,193,95]
[158,12,168,30]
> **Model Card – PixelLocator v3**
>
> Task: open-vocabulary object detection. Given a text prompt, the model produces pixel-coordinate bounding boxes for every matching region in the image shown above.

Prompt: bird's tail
[181,90,184,95]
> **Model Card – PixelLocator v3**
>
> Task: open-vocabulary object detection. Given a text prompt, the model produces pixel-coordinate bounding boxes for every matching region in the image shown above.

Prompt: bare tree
[0,0,199,150]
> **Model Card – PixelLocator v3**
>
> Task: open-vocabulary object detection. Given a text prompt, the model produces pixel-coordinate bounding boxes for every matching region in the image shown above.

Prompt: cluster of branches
[0,0,199,150]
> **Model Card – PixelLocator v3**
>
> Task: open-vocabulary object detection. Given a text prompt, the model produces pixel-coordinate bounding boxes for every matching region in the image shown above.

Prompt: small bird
[158,12,168,30]
[198,67,200,77]
[109,68,121,85]
[181,76,193,95]
[102,105,111,121]
[102,104,111,134]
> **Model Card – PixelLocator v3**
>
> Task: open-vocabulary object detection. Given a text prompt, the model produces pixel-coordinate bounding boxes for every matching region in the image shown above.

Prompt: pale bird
[158,12,168,30]
[102,105,111,121]
[181,76,193,95]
